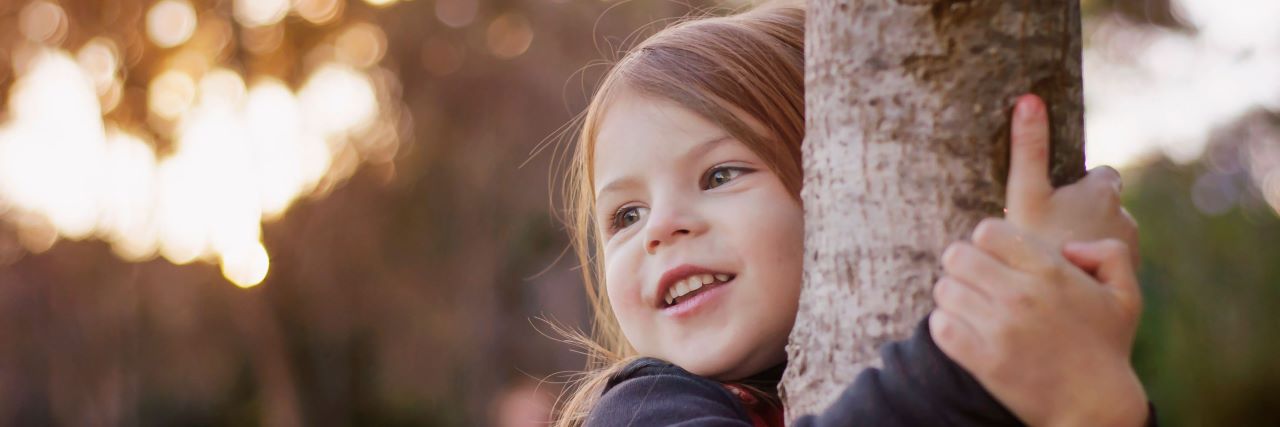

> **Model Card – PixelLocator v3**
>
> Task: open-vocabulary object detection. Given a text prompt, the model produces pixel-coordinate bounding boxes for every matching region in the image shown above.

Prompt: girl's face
[592,89,803,380]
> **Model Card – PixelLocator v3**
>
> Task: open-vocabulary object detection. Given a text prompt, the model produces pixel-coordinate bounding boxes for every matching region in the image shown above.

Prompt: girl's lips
[661,276,734,317]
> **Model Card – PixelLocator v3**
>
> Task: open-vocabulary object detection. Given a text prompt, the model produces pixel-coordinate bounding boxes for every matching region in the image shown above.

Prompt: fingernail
[1017,95,1041,120]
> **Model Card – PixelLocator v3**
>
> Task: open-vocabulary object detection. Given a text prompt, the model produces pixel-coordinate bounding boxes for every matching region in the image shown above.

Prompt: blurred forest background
[0,0,1275,425]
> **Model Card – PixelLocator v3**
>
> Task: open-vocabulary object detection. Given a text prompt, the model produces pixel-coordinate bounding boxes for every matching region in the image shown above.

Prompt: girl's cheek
[603,260,644,313]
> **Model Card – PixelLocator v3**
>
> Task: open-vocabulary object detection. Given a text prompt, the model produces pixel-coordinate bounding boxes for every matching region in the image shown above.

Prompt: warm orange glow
[0,46,399,288]
[363,0,400,8]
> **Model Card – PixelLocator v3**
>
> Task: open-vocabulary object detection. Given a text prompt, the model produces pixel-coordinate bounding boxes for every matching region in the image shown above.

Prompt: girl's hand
[931,223,1148,427]
[1005,95,1139,262]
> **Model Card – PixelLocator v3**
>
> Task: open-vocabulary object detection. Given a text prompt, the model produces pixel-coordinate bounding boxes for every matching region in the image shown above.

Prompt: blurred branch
[1083,0,1194,32]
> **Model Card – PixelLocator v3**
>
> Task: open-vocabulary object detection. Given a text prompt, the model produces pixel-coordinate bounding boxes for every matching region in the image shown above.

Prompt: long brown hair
[553,2,805,425]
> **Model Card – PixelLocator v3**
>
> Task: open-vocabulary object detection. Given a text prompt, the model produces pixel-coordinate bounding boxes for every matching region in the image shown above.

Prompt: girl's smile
[654,263,737,315]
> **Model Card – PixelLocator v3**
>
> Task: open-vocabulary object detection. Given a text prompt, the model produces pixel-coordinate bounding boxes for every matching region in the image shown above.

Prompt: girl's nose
[646,228,690,254]
[644,204,705,255]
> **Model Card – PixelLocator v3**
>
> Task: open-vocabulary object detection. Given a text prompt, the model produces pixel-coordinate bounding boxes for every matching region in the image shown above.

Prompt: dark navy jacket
[584,315,1157,426]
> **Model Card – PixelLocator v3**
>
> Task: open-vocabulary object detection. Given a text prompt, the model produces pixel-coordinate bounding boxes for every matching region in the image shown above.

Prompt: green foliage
[1127,155,1280,426]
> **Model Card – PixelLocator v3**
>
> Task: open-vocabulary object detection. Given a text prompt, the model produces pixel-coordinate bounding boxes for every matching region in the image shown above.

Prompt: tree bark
[782,0,1086,419]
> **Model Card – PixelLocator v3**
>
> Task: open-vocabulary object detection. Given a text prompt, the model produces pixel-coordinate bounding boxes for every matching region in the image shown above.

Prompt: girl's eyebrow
[595,135,733,198]
[597,176,640,200]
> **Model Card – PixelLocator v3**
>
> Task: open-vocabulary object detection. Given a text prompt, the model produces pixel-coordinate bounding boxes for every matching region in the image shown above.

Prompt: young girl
[555,2,1152,426]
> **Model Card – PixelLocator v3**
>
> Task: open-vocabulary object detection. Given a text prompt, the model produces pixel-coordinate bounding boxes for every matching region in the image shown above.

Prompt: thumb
[1063,239,1141,312]
[1006,94,1053,219]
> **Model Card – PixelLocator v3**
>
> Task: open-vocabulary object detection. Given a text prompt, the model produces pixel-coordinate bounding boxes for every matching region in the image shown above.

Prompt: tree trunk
[781,0,1086,418]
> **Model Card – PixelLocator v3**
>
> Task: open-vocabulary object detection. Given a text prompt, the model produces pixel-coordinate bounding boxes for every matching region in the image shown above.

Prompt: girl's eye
[704,166,747,189]
[610,206,647,233]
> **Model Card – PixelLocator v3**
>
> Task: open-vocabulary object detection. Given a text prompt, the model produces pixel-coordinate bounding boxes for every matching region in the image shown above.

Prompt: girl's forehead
[597,93,723,145]
[592,97,732,193]
[594,94,727,163]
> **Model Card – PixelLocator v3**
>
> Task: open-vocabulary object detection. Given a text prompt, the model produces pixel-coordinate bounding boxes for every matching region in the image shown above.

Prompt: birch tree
[781,0,1087,418]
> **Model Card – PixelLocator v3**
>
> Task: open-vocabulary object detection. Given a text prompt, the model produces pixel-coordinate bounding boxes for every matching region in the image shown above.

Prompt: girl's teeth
[666,273,736,306]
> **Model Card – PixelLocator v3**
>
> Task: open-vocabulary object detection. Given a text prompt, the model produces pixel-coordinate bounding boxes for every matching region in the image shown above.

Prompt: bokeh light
[298,64,378,138]
[18,1,68,45]
[148,70,197,120]
[436,0,478,28]
[0,51,104,241]
[293,0,344,25]
[335,22,387,68]
[1,40,397,287]
[99,129,159,262]
[147,0,199,48]
[76,38,124,112]
[221,241,270,288]
[486,12,534,59]
[235,0,290,28]
[76,41,115,85]
[240,23,286,55]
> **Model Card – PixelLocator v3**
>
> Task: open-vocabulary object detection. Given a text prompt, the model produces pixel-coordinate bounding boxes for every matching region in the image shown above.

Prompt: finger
[970,217,1058,275]
[1006,94,1053,217]
[1085,165,1123,194]
[933,275,994,313]
[928,310,989,372]
[1063,239,1141,311]
[941,242,1029,299]
[1082,166,1123,208]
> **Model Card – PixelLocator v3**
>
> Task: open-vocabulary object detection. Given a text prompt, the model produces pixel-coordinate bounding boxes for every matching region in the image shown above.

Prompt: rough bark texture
[781,0,1086,419]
